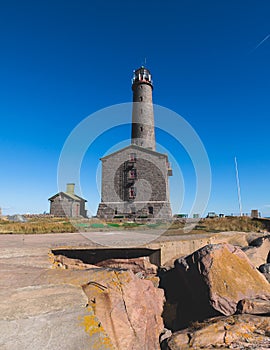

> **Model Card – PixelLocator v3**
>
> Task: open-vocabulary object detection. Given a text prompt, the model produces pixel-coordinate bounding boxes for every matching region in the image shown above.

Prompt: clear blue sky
[1,0,270,217]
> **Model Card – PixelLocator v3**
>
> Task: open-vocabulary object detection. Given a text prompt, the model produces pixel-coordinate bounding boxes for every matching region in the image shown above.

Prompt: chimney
[66,183,75,195]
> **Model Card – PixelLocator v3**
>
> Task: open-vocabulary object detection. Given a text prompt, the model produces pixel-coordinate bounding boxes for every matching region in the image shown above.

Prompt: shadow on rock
[158,242,270,332]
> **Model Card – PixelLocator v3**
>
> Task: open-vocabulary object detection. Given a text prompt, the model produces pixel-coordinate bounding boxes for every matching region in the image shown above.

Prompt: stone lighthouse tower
[131,66,155,150]
[97,66,172,219]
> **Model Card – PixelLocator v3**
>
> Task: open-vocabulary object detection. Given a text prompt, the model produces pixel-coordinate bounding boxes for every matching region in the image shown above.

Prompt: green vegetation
[123,222,143,228]
[107,223,121,227]
[1,215,269,235]
[90,223,105,229]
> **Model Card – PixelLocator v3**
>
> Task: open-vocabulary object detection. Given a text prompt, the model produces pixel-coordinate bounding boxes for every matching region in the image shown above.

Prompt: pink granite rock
[82,268,164,350]
[237,296,270,315]
[243,235,270,268]
[95,256,158,277]
[174,243,270,322]
[164,314,270,350]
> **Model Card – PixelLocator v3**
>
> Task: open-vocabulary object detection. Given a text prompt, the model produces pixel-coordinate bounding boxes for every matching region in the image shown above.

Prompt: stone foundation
[97,201,172,220]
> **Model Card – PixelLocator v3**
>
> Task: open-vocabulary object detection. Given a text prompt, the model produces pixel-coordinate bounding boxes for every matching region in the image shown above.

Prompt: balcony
[132,68,153,85]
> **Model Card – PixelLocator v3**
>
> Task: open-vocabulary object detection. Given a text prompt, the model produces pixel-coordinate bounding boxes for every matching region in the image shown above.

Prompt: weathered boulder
[243,235,270,268]
[95,256,158,277]
[259,263,270,282]
[260,263,270,273]
[82,268,164,350]
[164,314,270,349]
[52,254,99,269]
[160,328,173,344]
[174,243,270,324]
[237,296,270,315]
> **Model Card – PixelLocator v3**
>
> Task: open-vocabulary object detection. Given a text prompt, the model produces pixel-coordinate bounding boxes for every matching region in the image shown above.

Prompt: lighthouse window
[140,96,143,101]
[140,86,143,89]
[129,186,136,199]
[140,126,143,132]
[130,153,136,162]
[129,169,137,179]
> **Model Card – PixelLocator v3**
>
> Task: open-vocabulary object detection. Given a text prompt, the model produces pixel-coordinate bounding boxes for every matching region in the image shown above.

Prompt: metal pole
[235,157,243,216]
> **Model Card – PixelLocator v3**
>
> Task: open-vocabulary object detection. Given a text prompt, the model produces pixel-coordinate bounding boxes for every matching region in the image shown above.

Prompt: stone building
[97,66,172,219]
[49,183,87,218]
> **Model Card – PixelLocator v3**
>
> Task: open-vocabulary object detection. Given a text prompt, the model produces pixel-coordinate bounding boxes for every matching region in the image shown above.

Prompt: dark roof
[134,66,151,74]
[48,191,87,202]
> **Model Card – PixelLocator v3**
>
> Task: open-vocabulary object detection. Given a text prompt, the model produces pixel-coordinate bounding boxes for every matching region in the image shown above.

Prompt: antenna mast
[235,157,243,216]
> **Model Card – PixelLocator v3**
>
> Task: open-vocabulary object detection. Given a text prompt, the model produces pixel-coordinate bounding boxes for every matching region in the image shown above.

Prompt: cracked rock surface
[82,268,164,350]
[174,243,270,323]
[163,314,270,349]
[0,234,164,350]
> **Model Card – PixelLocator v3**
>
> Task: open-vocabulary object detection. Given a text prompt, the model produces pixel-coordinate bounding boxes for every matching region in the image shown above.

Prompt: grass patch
[2,216,269,235]
[107,223,121,228]
[123,222,141,228]
[147,223,162,228]
[164,216,269,236]
[198,216,265,232]
[0,218,77,234]
[79,223,90,228]
[90,223,105,228]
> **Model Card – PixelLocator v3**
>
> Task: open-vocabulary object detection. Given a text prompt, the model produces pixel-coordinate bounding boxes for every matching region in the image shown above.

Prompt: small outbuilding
[49,183,87,218]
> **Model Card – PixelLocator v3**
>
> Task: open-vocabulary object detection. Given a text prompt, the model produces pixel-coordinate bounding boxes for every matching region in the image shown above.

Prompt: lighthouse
[97,66,172,219]
[131,66,155,150]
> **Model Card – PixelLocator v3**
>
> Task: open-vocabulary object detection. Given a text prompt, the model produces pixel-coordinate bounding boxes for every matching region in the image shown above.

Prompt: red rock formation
[82,268,164,350]
[243,235,270,268]
[164,314,270,349]
[174,243,270,323]
[237,296,270,315]
[52,254,98,269]
[95,257,158,277]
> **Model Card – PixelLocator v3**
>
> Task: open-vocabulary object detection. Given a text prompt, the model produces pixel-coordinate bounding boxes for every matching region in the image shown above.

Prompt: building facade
[97,67,172,219]
[49,183,87,218]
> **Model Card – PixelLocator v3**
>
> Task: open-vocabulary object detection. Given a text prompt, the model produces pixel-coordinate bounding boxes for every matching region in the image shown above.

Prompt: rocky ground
[0,231,269,349]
